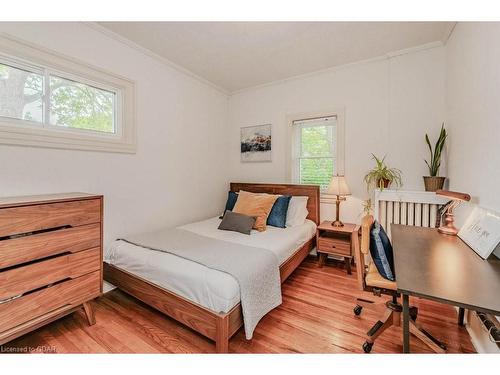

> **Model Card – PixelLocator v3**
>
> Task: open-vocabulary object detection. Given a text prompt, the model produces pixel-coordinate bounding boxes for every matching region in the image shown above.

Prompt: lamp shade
[325,175,351,196]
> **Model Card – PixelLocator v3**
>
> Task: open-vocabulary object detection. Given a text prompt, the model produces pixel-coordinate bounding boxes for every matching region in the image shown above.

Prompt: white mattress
[105,217,316,313]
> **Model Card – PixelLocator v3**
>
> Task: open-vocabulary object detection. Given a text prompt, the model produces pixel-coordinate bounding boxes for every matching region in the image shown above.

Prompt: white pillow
[286,196,309,227]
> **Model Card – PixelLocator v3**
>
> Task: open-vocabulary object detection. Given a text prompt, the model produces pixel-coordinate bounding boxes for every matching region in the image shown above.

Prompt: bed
[103,183,320,353]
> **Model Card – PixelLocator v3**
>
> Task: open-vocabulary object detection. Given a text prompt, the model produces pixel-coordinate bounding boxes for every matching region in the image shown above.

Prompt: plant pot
[377,178,391,189]
[423,176,446,192]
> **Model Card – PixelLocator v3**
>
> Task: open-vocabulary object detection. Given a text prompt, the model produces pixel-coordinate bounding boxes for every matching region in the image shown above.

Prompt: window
[49,75,116,133]
[0,35,135,153]
[291,115,339,190]
[0,62,44,123]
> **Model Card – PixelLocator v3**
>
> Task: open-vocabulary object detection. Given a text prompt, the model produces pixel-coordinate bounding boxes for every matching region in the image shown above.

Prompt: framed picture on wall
[458,206,500,259]
[240,124,272,162]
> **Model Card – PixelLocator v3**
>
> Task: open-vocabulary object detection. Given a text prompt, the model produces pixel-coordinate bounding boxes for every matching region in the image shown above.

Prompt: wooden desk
[392,224,500,353]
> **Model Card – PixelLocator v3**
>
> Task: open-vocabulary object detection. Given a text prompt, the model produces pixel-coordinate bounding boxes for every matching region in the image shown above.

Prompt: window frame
[0,34,136,153]
[286,109,345,194]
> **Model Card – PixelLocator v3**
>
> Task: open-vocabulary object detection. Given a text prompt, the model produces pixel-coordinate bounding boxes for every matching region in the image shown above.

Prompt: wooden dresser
[0,193,103,345]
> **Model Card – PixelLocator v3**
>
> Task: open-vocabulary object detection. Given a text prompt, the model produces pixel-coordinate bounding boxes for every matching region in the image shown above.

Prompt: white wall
[446,22,500,354]
[228,46,445,223]
[0,22,229,246]
[0,24,449,240]
[446,22,500,258]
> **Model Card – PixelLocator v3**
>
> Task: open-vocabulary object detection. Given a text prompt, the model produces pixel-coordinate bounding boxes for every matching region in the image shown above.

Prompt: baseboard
[465,309,500,353]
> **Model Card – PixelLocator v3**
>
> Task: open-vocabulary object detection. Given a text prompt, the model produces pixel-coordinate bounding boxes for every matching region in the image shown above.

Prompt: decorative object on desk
[240,124,271,162]
[458,206,500,259]
[435,189,471,236]
[424,123,447,191]
[364,154,402,191]
[325,175,351,227]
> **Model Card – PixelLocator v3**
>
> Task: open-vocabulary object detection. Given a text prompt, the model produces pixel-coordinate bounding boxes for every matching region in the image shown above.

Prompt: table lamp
[325,175,351,227]
[435,189,471,235]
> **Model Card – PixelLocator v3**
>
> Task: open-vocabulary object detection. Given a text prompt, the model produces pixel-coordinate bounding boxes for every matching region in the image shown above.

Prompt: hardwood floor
[5,257,475,354]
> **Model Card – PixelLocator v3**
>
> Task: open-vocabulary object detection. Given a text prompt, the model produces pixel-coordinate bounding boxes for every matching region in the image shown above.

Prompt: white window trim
[0,34,136,153]
[285,108,345,196]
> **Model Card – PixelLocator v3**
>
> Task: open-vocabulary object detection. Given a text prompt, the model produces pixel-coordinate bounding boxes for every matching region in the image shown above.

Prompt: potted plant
[423,124,447,192]
[364,154,403,191]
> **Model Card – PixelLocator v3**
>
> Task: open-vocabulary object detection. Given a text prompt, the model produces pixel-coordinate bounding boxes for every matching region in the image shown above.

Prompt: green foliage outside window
[50,76,115,133]
[299,125,335,189]
[0,62,115,134]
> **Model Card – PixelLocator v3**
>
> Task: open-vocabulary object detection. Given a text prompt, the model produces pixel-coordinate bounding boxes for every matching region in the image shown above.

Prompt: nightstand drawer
[317,237,351,256]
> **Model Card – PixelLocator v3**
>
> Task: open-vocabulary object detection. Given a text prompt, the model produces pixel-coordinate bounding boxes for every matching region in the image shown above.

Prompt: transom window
[292,115,338,190]
[0,35,135,153]
[0,59,117,135]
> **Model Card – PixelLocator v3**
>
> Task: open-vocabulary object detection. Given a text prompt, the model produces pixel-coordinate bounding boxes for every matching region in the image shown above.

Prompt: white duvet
[105,216,316,313]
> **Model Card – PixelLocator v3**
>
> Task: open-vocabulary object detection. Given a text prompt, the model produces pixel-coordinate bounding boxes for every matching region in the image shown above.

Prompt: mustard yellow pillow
[232,190,279,232]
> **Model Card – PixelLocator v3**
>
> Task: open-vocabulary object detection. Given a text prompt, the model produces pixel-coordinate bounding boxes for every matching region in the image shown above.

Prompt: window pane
[300,158,334,189]
[50,76,115,133]
[300,125,333,157]
[0,63,43,123]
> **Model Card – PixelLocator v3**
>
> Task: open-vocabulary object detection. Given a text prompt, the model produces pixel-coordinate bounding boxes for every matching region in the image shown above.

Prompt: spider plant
[364,154,402,191]
[425,123,447,176]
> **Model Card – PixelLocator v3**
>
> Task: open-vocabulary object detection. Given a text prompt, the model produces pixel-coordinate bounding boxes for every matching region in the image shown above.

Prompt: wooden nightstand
[316,221,360,275]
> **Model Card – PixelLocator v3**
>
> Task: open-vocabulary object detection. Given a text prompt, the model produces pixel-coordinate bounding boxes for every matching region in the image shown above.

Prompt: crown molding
[82,22,229,96]
[83,22,447,96]
[231,41,444,96]
[442,22,457,44]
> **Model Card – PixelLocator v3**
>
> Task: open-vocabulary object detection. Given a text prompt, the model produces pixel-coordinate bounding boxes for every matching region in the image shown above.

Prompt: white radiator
[374,190,449,239]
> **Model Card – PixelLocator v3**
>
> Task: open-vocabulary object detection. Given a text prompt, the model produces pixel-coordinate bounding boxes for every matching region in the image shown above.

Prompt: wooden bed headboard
[229,182,320,225]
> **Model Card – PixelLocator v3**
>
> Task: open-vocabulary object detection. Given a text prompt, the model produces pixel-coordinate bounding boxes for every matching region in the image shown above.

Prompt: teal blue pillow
[267,195,292,228]
[220,191,239,219]
[224,191,238,212]
[369,221,395,281]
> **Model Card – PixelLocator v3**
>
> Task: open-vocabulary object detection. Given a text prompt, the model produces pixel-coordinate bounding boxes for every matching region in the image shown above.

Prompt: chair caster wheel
[353,305,363,316]
[362,341,373,353]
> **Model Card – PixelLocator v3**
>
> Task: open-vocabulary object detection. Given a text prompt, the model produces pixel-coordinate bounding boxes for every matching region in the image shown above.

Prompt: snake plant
[425,124,447,176]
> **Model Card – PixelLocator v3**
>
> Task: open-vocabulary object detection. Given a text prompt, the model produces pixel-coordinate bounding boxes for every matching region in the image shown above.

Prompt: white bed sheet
[105,217,316,313]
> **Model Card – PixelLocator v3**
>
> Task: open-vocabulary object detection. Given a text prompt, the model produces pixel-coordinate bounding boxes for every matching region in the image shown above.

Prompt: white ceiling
[98,22,453,93]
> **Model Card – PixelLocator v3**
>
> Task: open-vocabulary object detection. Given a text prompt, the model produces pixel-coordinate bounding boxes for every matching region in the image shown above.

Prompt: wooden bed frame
[104,183,320,353]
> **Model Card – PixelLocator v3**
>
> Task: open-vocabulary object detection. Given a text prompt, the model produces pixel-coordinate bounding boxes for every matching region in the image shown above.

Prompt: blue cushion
[369,221,396,281]
[224,191,239,213]
[267,195,292,228]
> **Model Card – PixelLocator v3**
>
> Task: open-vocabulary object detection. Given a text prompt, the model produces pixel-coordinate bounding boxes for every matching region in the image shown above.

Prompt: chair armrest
[361,215,374,255]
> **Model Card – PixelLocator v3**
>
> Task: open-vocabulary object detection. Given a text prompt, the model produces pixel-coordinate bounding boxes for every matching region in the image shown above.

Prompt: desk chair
[353,215,447,353]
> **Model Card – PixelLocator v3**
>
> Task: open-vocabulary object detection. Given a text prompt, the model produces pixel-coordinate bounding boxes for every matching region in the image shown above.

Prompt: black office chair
[352,215,447,353]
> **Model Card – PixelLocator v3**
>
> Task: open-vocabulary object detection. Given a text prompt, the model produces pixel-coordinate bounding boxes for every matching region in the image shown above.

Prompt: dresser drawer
[0,271,100,334]
[0,199,101,237]
[0,223,100,269]
[0,247,100,300]
[317,237,351,256]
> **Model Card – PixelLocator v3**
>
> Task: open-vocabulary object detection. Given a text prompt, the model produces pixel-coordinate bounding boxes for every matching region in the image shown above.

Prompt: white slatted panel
[380,200,387,229]
[407,203,414,226]
[422,204,430,227]
[429,205,438,228]
[387,201,393,238]
[400,203,407,225]
[373,190,449,240]
[415,203,422,226]
[393,201,400,225]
